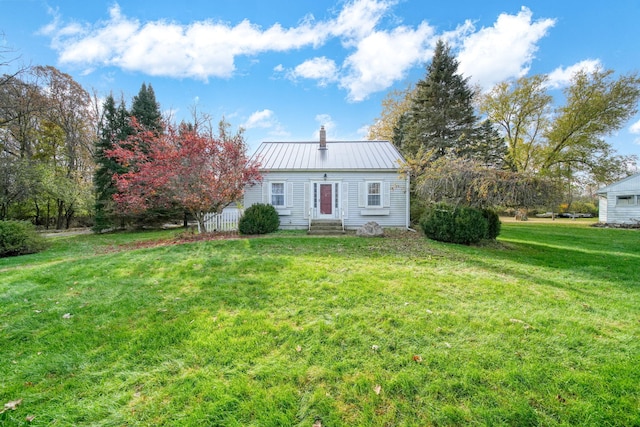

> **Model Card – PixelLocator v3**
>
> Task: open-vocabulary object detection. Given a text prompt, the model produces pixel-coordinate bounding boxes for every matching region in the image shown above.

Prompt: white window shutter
[286,182,294,208]
[342,182,349,219]
[303,183,309,219]
[262,182,269,203]
[358,182,366,207]
[383,181,391,208]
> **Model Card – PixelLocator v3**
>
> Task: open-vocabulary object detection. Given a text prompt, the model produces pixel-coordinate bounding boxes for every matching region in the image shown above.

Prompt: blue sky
[2,0,640,156]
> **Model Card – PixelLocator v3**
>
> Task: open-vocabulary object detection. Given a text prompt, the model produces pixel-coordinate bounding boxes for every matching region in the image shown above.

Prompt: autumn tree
[0,34,31,127]
[479,68,640,185]
[478,75,551,173]
[0,66,94,228]
[34,66,95,228]
[368,85,414,142]
[107,119,261,232]
[414,156,561,211]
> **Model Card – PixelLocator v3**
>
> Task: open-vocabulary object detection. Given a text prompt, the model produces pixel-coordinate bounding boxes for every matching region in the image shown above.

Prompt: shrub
[420,203,488,244]
[567,200,598,215]
[482,208,502,240]
[0,220,48,257]
[238,204,280,235]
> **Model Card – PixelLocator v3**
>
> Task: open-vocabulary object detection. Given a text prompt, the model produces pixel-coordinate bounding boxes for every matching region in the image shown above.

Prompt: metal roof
[252,140,405,171]
[596,172,640,194]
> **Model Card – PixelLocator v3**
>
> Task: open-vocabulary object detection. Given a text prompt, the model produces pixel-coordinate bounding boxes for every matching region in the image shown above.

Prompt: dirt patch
[98,231,247,254]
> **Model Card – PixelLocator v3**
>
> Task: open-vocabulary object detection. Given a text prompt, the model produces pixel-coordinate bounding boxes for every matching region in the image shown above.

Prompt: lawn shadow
[469,229,640,295]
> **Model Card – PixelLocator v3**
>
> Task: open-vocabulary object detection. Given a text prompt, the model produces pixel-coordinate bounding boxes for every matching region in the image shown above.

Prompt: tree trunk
[64,203,75,229]
[46,199,51,230]
[34,200,41,226]
[195,212,206,234]
[56,200,65,229]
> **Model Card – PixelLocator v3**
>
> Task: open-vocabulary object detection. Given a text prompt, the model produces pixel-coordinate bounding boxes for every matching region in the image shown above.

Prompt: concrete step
[310,220,342,227]
[307,229,346,235]
[308,220,345,235]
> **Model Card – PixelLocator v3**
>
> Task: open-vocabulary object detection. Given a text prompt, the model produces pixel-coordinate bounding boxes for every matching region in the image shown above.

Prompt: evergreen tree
[93,94,131,232]
[131,83,162,134]
[130,82,180,226]
[461,119,507,168]
[399,40,477,161]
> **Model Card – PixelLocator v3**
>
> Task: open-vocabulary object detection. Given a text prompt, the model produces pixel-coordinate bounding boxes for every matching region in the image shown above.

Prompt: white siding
[598,197,607,223]
[598,173,640,224]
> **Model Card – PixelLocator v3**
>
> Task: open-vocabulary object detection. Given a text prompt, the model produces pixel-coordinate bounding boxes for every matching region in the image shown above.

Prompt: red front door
[320,184,333,215]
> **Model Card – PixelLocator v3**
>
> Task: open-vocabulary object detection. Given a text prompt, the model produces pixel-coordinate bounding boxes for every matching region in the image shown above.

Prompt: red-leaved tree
[106,118,261,232]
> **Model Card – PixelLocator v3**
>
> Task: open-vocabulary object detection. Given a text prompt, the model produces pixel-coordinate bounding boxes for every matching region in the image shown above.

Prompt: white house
[243,126,410,231]
[597,172,640,224]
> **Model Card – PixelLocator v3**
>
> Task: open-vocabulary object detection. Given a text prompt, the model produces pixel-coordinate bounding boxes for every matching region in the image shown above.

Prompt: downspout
[406,173,417,232]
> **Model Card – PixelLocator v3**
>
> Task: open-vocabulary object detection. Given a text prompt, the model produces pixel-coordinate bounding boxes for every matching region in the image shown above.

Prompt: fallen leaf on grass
[313,420,322,427]
[62,313,72,319]
[374,384,382,395]
[556,394,566,404]
[371,344,379,351]
[2,398,23,412]
[26,415,36,422]
[510,318,532,329]
[295,345,302,352]
[413,355,423,363]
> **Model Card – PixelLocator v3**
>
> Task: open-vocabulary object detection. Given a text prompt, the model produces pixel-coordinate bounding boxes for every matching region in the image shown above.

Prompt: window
[271,182,285,207]
[367,182,381,207]
[313,183,317,208]
[617,195,636,206]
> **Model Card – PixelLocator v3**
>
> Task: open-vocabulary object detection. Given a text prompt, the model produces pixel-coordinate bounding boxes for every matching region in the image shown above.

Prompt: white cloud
[546,59,602,89]
[315,114,337,138]
[357,124,371,139]
[330,0,392,46]
[630,119,640,134]
[41,2,564,102]
[243,109,276,129]
[340,22,434,101]
[41,0,429,98]
[457,7,555,91]
[290,57,339,86]
[242,109,290,139]
[42,4,331,80]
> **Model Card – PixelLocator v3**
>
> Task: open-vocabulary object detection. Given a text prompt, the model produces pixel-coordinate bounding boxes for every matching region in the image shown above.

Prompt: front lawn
[1,222,638,426]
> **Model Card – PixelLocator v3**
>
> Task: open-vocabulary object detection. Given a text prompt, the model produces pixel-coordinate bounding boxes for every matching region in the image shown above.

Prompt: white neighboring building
[243,126,410,230]
[597,173,640,224]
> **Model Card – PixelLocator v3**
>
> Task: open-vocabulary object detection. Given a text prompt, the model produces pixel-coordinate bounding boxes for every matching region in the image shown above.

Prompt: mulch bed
[591,222,640,229]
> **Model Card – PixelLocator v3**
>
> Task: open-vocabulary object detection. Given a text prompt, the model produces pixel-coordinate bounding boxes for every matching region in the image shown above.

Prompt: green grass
[1,222,639,426]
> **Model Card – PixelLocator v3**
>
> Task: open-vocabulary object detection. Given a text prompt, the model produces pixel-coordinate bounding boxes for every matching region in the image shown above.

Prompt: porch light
[324,173,327,181]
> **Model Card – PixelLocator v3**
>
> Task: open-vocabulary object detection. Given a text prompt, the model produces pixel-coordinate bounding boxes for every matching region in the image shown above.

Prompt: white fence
[200,208,243,233]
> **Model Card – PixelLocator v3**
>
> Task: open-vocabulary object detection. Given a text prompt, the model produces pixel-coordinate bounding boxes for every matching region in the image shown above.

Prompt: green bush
[0,220,48,257]
[482,208,502,240]
[238,204,280,235]
[567,200,598,215]
[420,203,488,244]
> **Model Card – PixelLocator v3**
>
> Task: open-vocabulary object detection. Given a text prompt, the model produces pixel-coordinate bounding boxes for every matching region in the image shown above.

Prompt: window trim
[616,195,637,206]
[366,181,382,208]
[270,182,286,208]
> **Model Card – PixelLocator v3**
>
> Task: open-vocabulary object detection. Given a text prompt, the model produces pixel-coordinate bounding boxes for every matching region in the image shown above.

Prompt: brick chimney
[319,125,327,150]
